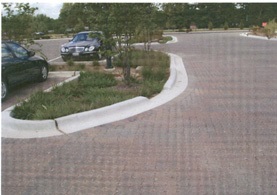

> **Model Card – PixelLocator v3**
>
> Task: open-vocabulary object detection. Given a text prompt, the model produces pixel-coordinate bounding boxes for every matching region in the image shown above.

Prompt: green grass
[158,36,173,44]
[12,50,170,120]
[12,72,134,120]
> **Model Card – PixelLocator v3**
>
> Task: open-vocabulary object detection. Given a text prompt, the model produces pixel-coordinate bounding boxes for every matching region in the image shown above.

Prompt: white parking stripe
[48,56,61,62]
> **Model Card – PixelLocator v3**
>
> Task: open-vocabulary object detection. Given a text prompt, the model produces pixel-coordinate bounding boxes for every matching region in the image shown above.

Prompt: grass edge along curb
[2,52,187,138]
[11,50,170,120]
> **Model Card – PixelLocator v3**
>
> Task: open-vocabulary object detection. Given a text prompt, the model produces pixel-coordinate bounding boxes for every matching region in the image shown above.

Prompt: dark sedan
[1,41,49,101]
[60,31,102,61]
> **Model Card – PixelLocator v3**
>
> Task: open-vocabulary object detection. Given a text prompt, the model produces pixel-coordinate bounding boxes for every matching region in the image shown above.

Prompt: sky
[3,1,276,20]
[2,1,162,19]
[1,2,63,19]
[31,3,63,19]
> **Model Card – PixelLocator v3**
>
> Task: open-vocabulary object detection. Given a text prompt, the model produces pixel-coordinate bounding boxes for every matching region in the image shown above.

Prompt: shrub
[78,63,86,70]
[251,25,260,35]
[67,59,75,66]
[41,35,51,39]
[239,20,244,30]
[250,19,277,39]
[140,80,164,98]
[264,19,277,39]
[79,71,117,88]
[158,36,173,44]
[133,29,163,43]
[12,50,170,120]
[224,22,229,30]
[92,60,100,66]
[12,72,118,120]
[208,21,213,30]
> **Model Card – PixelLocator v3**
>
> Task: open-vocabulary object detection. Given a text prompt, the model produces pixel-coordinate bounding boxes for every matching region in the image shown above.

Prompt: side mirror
[28,51,35,57]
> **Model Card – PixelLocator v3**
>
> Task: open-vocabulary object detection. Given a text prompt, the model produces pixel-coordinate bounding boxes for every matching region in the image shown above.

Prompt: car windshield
[72,33,96,42]
[2,44,13,59]
[6,42,28,58]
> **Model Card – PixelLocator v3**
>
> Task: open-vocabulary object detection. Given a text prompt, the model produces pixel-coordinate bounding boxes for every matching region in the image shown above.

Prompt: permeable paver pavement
[2,32,277,194]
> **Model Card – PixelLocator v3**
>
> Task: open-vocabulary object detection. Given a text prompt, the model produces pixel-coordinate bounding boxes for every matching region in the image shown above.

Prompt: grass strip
[12,50,170,120]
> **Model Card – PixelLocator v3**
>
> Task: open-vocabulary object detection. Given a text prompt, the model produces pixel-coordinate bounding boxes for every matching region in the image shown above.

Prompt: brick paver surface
[2,32,277,194]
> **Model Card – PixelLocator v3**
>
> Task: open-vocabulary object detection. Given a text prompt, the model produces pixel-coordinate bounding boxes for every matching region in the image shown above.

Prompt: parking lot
[34,38,70,63]
[2,32,277,194]
[1,74,72,111]
[1,38,73,111]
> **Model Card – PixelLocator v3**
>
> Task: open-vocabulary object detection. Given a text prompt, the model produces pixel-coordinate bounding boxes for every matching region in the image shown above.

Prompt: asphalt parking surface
[2,32,277,194]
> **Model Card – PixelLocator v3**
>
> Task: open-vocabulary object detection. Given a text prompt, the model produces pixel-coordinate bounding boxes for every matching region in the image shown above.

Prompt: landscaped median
[2,52,188,139]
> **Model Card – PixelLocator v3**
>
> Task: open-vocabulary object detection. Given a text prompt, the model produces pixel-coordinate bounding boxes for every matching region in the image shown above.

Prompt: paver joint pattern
[2,32,277,195]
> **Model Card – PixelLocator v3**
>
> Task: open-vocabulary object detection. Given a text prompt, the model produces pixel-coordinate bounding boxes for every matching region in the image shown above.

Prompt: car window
[2,44,14,59]
[72,33,87,42]
[6,42,28,58]
[86,36,94,41]
[88,33,101,41]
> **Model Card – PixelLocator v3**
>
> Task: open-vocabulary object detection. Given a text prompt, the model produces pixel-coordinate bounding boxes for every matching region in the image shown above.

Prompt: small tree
[224,21,229,30]
[239,20,244,29]
[208,21,213,30]
[135,4,159,51]
[85,3,115,69]
[111,4,142,83]
[2,3,46,59]
[2,3,38,42]
[84,3,162,83]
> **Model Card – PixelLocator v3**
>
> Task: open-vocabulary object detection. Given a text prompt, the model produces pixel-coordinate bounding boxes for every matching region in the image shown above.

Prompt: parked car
[60,31,103,61]
[1,41,49,101]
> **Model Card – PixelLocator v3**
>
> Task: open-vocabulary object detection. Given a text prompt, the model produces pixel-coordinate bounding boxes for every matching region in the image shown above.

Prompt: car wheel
[38,64,48,82]
[2,80,8,101]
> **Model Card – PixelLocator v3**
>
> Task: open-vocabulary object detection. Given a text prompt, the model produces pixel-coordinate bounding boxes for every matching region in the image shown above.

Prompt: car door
[5,42,39,84]
[1,43,26,85]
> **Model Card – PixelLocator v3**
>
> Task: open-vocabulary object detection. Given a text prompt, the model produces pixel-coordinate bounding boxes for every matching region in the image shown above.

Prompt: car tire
[2,80,8,101]
[38,64,48,82]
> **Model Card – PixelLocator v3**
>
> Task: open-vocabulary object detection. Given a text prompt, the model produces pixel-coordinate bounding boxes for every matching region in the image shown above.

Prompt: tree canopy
[2,2,276,82]
[2,2,277,38]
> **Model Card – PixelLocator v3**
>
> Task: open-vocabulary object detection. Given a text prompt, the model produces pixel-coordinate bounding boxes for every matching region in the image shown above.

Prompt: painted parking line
[48,56,61,63]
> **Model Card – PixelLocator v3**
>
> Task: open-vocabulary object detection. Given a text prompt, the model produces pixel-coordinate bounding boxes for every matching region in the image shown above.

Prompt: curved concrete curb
[165,35,178,44]
[1,52,188,139]
[240,33,277,41]
[56,96,149,134]
[1,107,61,138]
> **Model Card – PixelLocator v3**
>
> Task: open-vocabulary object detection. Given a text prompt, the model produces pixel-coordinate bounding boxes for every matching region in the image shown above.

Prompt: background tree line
[164,3,277,30]
[2,3,277,39]
[2,2,276,81]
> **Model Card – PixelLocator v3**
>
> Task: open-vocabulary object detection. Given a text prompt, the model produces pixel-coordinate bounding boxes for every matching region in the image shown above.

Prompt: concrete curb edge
[1,52,187,139]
